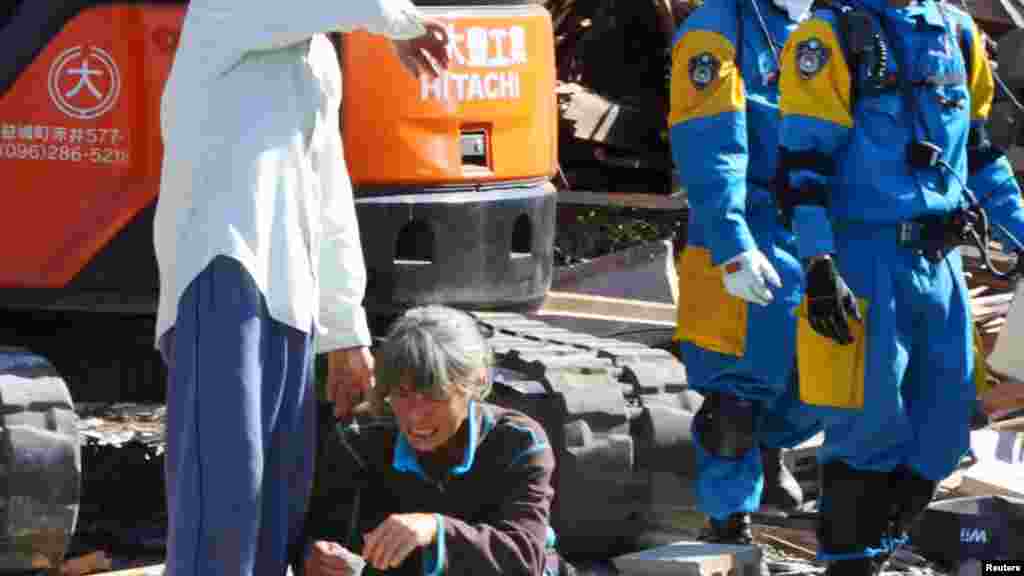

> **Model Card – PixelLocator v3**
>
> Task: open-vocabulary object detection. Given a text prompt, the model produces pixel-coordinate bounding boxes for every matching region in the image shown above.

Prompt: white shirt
[154,0,426,353]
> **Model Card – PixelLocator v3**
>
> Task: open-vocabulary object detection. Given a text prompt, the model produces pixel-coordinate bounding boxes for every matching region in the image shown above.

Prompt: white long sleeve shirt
[154,0,426,353]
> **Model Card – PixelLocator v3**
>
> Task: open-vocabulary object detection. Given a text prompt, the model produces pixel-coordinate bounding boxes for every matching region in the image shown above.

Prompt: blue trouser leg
[680,204,821,521]
[160,256,316,576]
[683,343,765,520]
[683,344,821,520]
[819,233,974,481]
[812,232,973,561]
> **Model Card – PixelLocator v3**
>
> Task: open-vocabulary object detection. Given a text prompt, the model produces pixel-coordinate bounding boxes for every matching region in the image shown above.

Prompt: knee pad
[693,392,758,460]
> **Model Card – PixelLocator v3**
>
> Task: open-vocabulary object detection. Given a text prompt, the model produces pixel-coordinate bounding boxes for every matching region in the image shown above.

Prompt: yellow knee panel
[795,298,869,409]
[674,246,748,357]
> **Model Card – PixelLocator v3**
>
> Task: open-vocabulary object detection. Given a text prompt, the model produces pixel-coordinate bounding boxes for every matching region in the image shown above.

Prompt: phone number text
[0,143,129,164]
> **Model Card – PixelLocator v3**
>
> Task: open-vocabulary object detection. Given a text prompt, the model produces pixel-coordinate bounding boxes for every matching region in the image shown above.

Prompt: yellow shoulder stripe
[779,19,853,129]
[967,21,994,121]
[669,30,744,127]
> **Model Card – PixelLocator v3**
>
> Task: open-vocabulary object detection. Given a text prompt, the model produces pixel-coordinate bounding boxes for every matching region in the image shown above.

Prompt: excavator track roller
[0,348,79,573]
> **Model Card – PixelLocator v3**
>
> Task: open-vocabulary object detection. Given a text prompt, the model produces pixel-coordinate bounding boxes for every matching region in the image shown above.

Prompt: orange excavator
[0,0,556,336]
[343,5,558,319]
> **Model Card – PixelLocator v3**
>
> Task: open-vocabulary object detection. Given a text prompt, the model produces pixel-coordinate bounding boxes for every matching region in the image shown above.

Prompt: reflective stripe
[674,246,748,356]
[779,18,853,129]
[669,30,744,127]
[965,20,994,121]
[795,297,868,409]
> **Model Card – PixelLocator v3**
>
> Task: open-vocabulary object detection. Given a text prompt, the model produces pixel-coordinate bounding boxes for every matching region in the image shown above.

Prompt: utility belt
[894,210,979,263]
[833,209,979,263]
[851,139,986,263]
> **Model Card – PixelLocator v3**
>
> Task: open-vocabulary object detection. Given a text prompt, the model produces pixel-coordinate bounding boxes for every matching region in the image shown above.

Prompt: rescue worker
[777,0,1024,573]
[668,0,823,559]
[155,1,449,574]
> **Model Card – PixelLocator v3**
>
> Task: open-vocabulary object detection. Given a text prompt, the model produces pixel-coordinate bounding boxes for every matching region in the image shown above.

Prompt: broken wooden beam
[93,564,164,576]
[537,291,676,326]
[958,461,1024,499]
[557,190,688,211]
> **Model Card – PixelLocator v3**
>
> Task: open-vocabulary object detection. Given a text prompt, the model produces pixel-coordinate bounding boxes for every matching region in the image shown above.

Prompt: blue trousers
[160,256,316,576]
[680,205,821,521]
[818,229,974,481]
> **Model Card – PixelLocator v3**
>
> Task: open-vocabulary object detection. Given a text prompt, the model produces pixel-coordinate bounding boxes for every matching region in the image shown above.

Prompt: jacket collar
[392,400,495,481]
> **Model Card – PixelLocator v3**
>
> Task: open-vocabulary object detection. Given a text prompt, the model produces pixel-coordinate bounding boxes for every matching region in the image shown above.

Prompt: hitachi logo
[961,528,988,544]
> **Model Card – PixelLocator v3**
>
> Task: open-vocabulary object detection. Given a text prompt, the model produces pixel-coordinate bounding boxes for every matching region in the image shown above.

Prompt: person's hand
[722,249,783,306]
[362,513,438,571]
[805,254,862,345]
[393,18,451,80]
[326,347,375,420]
[305,540,366,576]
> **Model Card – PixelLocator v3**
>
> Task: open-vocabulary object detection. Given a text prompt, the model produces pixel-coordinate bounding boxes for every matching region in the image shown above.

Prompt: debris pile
[543,0,1024,194]
[963,246,1024,422]
[73,404,167,559]
[546,0,683,196]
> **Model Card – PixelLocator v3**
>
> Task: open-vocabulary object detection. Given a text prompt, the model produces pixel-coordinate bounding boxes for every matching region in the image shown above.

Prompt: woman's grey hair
[373,306,493,406]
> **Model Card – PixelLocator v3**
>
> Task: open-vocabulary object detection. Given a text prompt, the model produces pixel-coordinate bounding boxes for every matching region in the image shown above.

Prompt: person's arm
[317,138,372,356]
[777,16,853,261]
[961,20,1024,252]
[315,121,377,418]
[669,18,754,266]
[428,423,555,576]
[778,16,863,344]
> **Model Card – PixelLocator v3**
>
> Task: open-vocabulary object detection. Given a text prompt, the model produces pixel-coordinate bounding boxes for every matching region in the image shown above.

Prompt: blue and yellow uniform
[669,0,822,528]
[777,0,1024,568]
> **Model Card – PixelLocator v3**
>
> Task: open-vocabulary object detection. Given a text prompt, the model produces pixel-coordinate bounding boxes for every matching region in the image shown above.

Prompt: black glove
[805,255,862,345]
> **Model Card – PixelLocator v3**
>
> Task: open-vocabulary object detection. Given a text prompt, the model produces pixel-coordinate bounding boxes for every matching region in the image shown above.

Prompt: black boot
[887,466,938,542]
[760,446,804,512]
[699,514,770,576]
[699,513,755,544]
[818,461,892,576]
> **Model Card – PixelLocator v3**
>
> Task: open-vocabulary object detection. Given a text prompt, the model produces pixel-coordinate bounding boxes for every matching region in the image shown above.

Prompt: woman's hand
[305,540,365,576]
[362,513,439,571]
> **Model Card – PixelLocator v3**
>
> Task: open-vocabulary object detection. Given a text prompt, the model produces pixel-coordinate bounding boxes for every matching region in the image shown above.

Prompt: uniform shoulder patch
[795,37,830,79]
[688,52,721,90]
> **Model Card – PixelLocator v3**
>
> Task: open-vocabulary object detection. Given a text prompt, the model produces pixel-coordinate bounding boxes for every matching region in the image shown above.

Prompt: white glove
[722,249,783,306]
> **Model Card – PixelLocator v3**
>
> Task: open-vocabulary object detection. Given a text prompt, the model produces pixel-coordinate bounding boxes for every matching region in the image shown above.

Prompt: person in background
[303,306,567,576]
[154,1,450,573]
[668,0,822,571]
